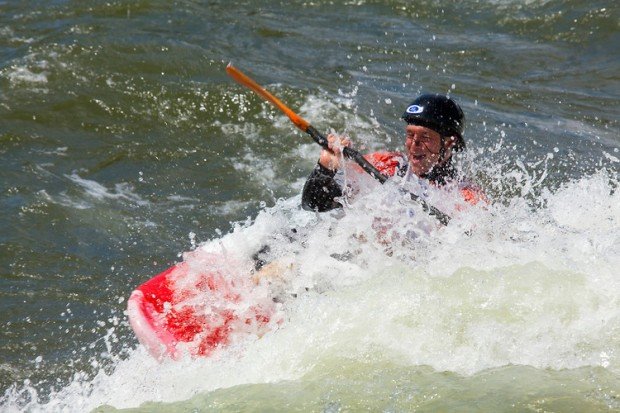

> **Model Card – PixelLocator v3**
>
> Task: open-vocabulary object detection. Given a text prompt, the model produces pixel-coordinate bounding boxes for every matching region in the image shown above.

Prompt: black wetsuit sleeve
[301,162,343,212]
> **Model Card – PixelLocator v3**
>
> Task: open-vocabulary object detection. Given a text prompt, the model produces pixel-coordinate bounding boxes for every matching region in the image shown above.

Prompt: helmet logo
[406,104,424,114]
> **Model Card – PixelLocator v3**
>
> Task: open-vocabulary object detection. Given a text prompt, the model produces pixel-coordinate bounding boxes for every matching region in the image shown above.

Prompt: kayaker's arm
[301,162,343,212]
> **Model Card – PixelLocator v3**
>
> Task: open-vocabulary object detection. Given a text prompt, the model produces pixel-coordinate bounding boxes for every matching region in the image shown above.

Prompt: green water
[104,361,618,412]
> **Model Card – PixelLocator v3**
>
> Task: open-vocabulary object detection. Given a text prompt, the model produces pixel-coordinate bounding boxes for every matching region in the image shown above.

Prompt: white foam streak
[6,67,48,84]
[65,173,150,206]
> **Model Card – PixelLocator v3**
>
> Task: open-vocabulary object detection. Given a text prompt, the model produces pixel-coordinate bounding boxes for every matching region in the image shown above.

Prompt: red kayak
[127,251,279,359]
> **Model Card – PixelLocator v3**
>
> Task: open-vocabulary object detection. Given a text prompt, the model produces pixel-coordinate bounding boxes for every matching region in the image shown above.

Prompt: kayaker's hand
[319,134,351,171]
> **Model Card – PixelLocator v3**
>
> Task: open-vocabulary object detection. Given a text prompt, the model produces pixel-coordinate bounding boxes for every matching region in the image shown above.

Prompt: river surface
[1,0,619,411]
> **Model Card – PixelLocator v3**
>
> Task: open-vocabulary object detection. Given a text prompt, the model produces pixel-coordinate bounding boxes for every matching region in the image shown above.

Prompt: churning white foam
[3,165,618,412]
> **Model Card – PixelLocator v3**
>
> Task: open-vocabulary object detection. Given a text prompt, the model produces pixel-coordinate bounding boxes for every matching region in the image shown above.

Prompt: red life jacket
[361,151,486,206]
[362,152,406,177]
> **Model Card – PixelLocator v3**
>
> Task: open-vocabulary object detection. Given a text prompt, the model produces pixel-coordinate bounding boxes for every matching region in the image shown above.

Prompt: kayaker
[301,93,485,212]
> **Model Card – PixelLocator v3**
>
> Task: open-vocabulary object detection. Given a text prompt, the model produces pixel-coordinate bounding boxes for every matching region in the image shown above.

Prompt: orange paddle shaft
[226,63,309,131]
[226,63,388,181]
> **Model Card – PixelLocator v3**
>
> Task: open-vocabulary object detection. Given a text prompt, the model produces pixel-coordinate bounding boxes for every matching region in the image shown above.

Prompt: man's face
[404,124,444,176]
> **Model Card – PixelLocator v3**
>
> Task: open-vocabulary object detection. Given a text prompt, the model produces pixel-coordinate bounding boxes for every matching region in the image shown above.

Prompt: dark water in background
[0,0,618,411]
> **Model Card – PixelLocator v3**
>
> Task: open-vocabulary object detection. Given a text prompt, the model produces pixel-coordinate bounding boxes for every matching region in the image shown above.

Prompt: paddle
[225,63,451,226]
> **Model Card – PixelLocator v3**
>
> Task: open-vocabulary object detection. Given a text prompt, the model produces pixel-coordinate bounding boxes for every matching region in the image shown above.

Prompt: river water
[1,0,619,411]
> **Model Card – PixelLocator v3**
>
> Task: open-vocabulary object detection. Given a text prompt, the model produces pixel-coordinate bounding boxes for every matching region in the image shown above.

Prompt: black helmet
[402,94,465,151]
